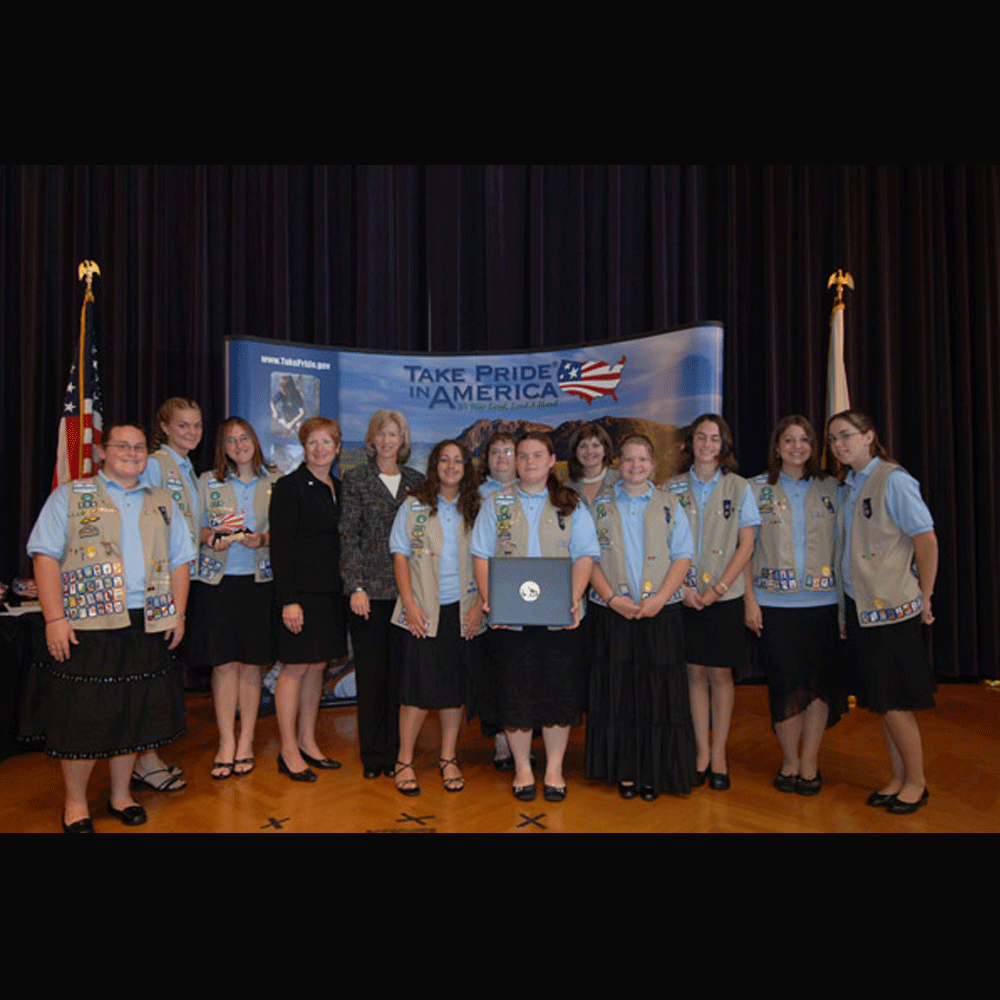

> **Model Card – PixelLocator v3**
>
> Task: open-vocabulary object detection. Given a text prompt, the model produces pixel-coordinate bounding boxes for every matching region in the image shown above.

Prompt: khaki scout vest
[391,498,483,638]
[61,477,178,633]
[197,471,277,585]
[838,461,924,626]
[149,448,198,550]
[490,487,573,558]
[667,471,748,600]
[751,474,837,593]
[588,486,686,607]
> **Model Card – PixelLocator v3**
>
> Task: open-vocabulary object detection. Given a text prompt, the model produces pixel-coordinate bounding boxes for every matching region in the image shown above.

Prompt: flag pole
[76,262,99,474]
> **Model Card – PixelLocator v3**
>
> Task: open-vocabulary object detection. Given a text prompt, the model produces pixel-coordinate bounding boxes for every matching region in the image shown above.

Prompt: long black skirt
[845,596,936,713]
[759,603,846,728]
[492,624,583,730]
[19,610,186,760]
[585,603,696,793]
[399,602,481,710]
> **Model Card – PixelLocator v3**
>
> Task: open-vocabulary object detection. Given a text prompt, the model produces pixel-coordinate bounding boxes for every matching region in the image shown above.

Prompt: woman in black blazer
[269,416,348,782]
[340,409,425,779]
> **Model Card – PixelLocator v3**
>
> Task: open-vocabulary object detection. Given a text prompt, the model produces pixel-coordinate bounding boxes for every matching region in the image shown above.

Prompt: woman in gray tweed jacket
[340,410,425,778]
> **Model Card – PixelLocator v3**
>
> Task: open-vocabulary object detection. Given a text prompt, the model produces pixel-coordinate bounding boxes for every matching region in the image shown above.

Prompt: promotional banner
[226,323,723,482]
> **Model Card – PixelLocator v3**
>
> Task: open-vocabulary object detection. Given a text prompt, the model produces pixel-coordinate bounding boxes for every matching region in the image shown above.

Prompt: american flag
[557,355,626,404]
[52,272,103,488]
[216,511,246,533]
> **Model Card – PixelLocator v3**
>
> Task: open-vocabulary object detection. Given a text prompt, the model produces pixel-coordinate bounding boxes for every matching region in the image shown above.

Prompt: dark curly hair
[412,439,481,529]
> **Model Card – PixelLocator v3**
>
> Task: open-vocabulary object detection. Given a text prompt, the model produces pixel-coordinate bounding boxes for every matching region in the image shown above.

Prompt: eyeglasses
[489,448,514,457]
[226,435,253,446]
[827,431,861,445]
[106,442,147,454]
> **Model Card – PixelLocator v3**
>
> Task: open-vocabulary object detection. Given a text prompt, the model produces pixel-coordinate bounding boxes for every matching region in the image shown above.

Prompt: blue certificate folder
[487,557,573,627]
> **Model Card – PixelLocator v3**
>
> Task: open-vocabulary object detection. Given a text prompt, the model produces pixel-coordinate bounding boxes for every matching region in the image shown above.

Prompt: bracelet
[45,616,66,625]
[715,580,728,594]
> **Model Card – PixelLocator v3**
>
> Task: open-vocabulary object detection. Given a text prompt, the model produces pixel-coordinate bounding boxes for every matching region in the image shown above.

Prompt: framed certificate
[488,557,573,627]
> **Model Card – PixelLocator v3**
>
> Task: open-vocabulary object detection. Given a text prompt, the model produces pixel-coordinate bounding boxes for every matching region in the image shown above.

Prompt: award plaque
[488,557,573,627]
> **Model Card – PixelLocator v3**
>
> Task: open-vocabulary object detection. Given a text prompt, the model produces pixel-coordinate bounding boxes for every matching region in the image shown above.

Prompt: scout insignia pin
[862,498,872,518]
[722,499,732,519]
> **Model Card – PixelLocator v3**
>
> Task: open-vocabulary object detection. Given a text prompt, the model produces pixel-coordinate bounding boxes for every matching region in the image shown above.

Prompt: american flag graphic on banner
[557,355,626,404]
[52,265,103,489]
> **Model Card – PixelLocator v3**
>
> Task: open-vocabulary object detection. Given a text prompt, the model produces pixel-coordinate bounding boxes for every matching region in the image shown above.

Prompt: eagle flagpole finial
[827,268,854,306]
[78,260,101,297]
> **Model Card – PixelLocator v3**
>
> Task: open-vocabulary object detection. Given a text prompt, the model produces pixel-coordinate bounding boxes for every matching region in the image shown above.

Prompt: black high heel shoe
[278,754,317,782]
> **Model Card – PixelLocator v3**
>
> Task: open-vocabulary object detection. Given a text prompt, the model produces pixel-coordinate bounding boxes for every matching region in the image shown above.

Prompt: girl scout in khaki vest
[669,414,759,791]
[828,409,938,816]
[27,422,195,832]
[134,396,203,792]
[471,433,600,803]
[388,440,484,795]
[743,416,844,797]
[585,435,695,801]
[190,418,277,781]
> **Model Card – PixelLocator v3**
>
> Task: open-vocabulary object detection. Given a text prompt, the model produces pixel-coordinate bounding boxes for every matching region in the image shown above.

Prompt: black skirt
[398,602,481,710]
[492,623,583,730]
[845,596,936,713]
[275,591,348,664]
[585,603,696,793]
[758,604,846,728]
[682,597,747,674]
[19,610,186,760]
[189,575,274,668]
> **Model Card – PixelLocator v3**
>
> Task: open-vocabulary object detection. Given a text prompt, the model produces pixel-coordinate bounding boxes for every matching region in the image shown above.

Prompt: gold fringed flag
[52,261,104,488]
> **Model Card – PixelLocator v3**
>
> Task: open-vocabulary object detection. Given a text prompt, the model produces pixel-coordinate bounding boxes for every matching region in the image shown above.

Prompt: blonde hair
[152,397,201,451]
[363,409,411,464]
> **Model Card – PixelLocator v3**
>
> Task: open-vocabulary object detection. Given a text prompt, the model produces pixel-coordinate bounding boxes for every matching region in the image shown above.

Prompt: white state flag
[826,301,850,419]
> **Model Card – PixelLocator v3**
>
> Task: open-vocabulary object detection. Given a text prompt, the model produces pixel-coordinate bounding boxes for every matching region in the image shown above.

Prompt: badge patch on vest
[862,498,872,518]
[822,496,834,513]
[722,499,732,519]
[198,554,224,580]
[663,505,671,525]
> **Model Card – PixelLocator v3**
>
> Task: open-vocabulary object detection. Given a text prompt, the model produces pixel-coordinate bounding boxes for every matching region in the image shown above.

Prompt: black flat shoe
[362,766,381,780]
[107,801,147,826]
[513,783,536,802]
[618,782,638,799]
[692,766,709,788]
[639,786,658,802]
[865,789,899,808]
[62,815,94,833]
[543,784,567,802]
[299,749,341,770]
[773,770,798,793]
[493,755,514,772]
[278,754,317,782]
[887,787,929,815]
[795,772,822,796]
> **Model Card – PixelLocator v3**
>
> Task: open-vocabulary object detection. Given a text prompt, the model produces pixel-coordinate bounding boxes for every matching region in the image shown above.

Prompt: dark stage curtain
[2,164,997,679]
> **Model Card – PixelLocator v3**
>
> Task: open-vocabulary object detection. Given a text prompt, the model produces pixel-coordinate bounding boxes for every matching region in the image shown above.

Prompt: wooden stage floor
[2,681,997,833]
